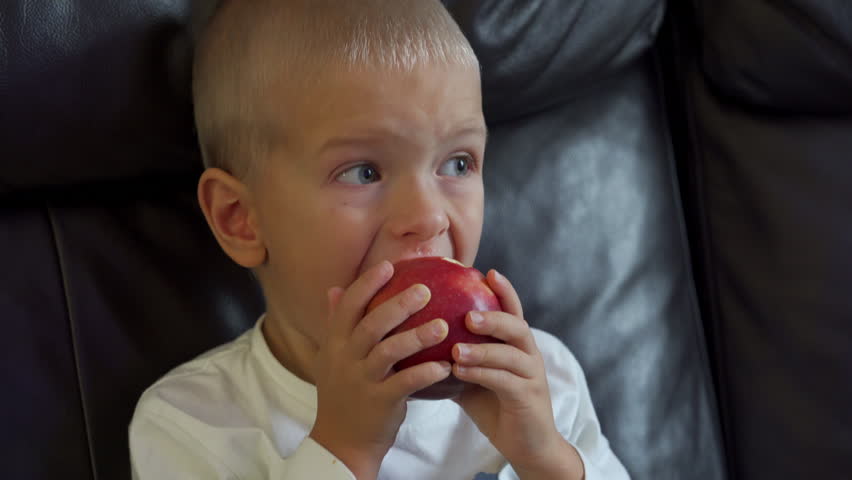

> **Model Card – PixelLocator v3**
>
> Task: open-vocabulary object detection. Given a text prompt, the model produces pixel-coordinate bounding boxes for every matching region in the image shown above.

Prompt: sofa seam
[46,204,99,480]
[651,42,730,478]
[657,2,738,476]
[682,50,738,480]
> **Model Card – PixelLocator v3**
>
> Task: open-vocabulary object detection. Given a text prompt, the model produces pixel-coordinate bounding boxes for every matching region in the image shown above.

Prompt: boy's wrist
[513,437,585,480]
[309,430,382,480]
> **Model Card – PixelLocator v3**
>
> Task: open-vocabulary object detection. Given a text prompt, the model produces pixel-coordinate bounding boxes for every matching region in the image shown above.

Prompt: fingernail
[377,261,392,277]
[432,319,447,338]
[469,311,484,327]
[493,269,506,283]
[438,361,452,374]
[456,365,468,375]
[456,343,469,360]
[411,284,430,302]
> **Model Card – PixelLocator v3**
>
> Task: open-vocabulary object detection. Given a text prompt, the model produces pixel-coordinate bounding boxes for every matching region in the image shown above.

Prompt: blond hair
[192,0,479,181]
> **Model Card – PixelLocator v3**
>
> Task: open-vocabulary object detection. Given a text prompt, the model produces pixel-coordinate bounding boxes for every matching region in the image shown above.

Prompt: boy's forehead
[262,64,483,135]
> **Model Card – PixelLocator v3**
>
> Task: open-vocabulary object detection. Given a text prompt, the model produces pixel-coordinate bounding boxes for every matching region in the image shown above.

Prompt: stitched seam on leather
[664,2,739,476]
[683,63,739,480]
[652,41,729,478]
[47,205,98,480]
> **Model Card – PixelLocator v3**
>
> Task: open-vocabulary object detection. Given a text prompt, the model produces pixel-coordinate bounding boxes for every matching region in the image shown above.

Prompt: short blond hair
[192,0,479,181]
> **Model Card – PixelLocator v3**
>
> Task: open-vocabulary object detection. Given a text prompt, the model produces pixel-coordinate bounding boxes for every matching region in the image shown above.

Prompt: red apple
[366,256,503,399]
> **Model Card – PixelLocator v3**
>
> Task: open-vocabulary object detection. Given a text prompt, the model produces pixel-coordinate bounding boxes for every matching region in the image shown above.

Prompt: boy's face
[252,63,487,357]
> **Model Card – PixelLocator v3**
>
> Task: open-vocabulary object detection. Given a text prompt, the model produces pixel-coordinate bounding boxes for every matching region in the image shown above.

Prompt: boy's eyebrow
[318,123,488,153]
[458,123,489,142]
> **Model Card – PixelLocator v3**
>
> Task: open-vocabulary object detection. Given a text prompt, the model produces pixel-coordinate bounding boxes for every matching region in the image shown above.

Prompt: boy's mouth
[388,243,458,268]
[360,249,457,277]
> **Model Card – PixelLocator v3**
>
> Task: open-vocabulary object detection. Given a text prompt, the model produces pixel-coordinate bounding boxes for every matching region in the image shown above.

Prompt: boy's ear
[197,168,267,268]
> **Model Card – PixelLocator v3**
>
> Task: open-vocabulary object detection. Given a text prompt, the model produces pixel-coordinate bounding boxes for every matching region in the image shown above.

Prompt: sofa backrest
[664,0,852,477]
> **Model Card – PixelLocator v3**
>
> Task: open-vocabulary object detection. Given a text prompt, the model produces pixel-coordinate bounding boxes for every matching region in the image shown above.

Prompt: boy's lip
[361,250,456,276]
[387,243,457,266]
[389,253,445,266]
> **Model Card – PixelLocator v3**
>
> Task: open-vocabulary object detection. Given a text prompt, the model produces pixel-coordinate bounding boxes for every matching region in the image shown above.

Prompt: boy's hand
[310,261,452,480]
[452,270,585,480]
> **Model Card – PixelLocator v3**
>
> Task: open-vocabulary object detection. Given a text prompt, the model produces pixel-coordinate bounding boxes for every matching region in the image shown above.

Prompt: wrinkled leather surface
[668,0,852,478]
[48,183,264,479]
[0,1,199,193]
[1,207,92,479]
[474,62,725,479]
[445,0,665,122]
[698,0,852,113]
[16,179,265,479]
[691,72,852,479]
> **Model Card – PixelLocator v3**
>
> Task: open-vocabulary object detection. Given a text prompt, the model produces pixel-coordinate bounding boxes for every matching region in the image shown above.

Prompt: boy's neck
[262,313,317,385]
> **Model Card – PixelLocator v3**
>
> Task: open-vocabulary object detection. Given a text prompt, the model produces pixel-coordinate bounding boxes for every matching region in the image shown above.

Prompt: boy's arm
[527,329,630,480]
[491,329,630,480]
[452,270,629,480]
[130,406,355,480]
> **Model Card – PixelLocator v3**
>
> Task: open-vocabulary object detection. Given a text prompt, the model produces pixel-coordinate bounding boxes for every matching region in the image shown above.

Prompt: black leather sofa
[2,1,850,479]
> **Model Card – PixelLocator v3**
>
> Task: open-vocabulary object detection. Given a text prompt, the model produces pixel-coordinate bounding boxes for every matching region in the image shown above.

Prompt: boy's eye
[337,164,381,185]
[438,154,473,177]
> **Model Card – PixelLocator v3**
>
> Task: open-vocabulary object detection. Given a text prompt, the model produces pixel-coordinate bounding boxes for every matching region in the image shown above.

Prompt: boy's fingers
[326,287,345,314]
[329,261,394,339]
[452,343,536,379]
[385,361,452,399]
[487,269,523,318]
[452,364,525,402]
[348,283,431,357]
[365,318,448,380]
[467,311,537,355]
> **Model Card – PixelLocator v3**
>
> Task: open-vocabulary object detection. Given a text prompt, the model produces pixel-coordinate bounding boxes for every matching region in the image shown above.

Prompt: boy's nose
[387,180,450,242]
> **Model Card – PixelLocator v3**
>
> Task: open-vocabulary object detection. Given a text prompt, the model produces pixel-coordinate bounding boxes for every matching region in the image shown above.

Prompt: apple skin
[366,256,503,400]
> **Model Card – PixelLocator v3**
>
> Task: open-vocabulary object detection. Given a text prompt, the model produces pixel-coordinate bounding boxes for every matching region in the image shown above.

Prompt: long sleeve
[130,407,355,480]
[496,329,631,480]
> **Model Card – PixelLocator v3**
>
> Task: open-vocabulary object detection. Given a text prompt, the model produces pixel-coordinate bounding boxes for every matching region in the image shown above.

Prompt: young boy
[130,1,629,479]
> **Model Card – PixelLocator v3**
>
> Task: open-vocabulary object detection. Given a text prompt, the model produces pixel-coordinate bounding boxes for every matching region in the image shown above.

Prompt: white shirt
[130,315,629,480]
